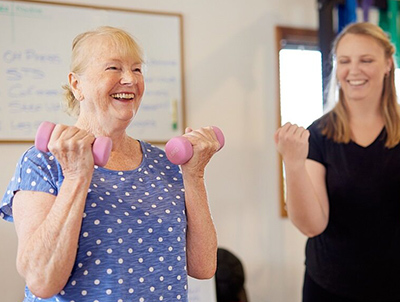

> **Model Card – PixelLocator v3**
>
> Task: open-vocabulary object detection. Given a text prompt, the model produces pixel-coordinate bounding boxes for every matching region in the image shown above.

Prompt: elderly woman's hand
[47,124,96,179]
[180,126,221,177]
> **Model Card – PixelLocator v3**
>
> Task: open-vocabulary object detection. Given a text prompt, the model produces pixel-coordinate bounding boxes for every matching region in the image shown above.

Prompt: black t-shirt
[306,117,400,301]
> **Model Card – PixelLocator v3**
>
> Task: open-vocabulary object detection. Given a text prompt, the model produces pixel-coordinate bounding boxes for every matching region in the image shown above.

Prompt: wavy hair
[62,26,144,118]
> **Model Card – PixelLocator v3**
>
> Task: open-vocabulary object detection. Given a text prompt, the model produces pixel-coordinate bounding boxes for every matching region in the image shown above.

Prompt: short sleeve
[307,120,326,166]
[0,147,62,222]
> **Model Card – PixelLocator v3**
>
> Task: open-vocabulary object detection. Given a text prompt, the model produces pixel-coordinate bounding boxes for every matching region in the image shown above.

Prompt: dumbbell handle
[165,127,225,165]
[35,121,112,167]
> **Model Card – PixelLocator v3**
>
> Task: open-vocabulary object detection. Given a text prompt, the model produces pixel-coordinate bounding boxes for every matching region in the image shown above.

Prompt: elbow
[28,288,57,300]
[26,277,65,299]
[299,223,327,238]
[188,265,217,280]
[17,260,65,299]
[200,271,217,280]
[289,214,328,238]
[188,258,217,280]
[187,240,218,279]
[200,264,217,279]
[302,229,324,238]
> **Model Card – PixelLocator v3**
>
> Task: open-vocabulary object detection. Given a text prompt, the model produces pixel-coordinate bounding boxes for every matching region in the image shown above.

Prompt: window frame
[275,26,319,217]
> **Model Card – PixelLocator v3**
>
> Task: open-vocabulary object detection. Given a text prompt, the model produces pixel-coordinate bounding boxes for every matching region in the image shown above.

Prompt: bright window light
[279,49,323,128]
[279,50,400,127]
[396,68,400,100]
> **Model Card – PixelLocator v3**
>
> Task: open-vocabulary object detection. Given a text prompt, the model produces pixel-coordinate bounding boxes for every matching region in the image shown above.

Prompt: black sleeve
[307,120,326,166]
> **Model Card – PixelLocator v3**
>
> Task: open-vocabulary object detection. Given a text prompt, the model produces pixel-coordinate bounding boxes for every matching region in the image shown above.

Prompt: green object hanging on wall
[379,0,400,67]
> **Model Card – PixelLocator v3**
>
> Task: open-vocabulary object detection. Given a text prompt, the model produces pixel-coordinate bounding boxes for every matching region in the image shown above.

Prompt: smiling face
[69,34,145,131]
[335,33,392,105]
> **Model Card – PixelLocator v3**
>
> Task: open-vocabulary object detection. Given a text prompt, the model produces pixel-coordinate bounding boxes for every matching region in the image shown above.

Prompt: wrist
[181,168,205,180]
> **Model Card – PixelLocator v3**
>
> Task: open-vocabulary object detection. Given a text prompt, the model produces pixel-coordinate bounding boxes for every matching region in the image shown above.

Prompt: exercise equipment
[165,127,225,165]
[35,121,112,167]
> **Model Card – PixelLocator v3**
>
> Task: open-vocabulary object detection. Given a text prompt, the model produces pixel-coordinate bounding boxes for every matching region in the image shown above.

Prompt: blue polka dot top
[1,140,188,302]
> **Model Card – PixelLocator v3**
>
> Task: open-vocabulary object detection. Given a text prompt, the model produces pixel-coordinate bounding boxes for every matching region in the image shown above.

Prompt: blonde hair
[322,22,400,148]
[62,26,144,117]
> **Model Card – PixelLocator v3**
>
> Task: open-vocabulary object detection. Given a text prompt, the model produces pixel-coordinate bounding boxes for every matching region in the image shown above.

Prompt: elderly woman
[1,26,219,302]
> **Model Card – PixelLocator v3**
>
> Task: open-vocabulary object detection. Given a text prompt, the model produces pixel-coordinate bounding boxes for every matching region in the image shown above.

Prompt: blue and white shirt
[1,140,188,302]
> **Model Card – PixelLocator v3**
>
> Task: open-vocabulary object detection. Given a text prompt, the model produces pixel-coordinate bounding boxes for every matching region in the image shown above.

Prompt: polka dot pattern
[1,142,188,301]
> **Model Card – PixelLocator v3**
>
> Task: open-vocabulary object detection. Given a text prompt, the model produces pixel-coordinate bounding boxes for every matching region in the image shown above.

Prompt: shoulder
[21,146,61,174]
[1,147,60,221]
[19,147,63,191]
[307,114,329,138]
[308,112,331,129]
[306,114,334,163]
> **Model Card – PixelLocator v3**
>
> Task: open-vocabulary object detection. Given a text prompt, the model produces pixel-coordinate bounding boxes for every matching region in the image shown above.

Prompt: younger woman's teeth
[348,80,366,86]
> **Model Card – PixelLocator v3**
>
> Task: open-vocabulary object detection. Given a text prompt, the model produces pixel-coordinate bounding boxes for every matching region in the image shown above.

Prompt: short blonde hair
[322,22,399,148]
[62,26,144,117]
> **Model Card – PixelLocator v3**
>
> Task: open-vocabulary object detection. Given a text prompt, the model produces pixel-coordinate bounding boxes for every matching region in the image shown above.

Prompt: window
[396,69,400,100]
[276,26,322,217]
[279,48,323,127]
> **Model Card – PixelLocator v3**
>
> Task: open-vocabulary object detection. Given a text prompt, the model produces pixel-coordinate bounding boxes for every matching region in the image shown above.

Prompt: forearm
[17,178,90,297]
[285,164,328,237]
[183,174,217,279]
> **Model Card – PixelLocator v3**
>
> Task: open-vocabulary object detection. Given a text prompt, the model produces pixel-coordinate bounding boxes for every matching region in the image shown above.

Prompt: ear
[68,72,83,101]
[386,57,394,75]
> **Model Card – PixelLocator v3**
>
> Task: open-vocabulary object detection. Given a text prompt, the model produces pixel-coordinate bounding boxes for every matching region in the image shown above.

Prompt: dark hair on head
[215,248,247,302]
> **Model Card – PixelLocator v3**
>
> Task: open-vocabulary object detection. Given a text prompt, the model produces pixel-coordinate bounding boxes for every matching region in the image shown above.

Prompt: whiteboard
[0,0,185,143]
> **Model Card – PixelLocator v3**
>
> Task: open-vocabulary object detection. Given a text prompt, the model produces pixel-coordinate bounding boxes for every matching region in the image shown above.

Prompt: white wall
[0,0,317,301]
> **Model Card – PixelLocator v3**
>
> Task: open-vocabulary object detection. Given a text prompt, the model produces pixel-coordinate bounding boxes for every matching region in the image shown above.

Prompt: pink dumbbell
[165,127,225,165]
[35,121,112,167]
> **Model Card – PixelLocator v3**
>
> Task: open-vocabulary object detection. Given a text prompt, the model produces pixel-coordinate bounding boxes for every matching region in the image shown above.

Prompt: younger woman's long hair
[321,22,400,148]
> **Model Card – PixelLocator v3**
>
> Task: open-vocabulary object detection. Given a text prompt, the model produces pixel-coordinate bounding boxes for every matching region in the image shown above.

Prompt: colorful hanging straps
[379,0,400,67]
[338,0,357,33]
[362,0,373,21]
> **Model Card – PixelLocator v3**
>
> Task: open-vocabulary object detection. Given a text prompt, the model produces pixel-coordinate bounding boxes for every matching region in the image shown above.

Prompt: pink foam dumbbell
[165,127,225,165]
[35,121,112,167]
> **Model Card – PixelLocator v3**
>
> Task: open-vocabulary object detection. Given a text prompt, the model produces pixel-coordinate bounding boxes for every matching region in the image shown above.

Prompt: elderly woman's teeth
[111,93,135,99]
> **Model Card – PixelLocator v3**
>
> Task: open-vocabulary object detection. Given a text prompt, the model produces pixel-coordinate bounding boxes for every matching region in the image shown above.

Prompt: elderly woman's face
[77,35,145,125]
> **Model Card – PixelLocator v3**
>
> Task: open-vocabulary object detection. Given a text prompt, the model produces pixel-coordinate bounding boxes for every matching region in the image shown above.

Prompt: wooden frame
[275,26,318,217]
[0,0,185,144]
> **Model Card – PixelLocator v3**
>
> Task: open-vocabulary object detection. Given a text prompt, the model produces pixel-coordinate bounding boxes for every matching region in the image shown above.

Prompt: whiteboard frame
[0,0,186,145]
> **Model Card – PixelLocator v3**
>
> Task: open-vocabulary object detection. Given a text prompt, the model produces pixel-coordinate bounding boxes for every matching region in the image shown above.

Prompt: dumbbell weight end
[93,137,113,167]
[165,126,225,165]
[35,121,112,167]
[35,121,56,153]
